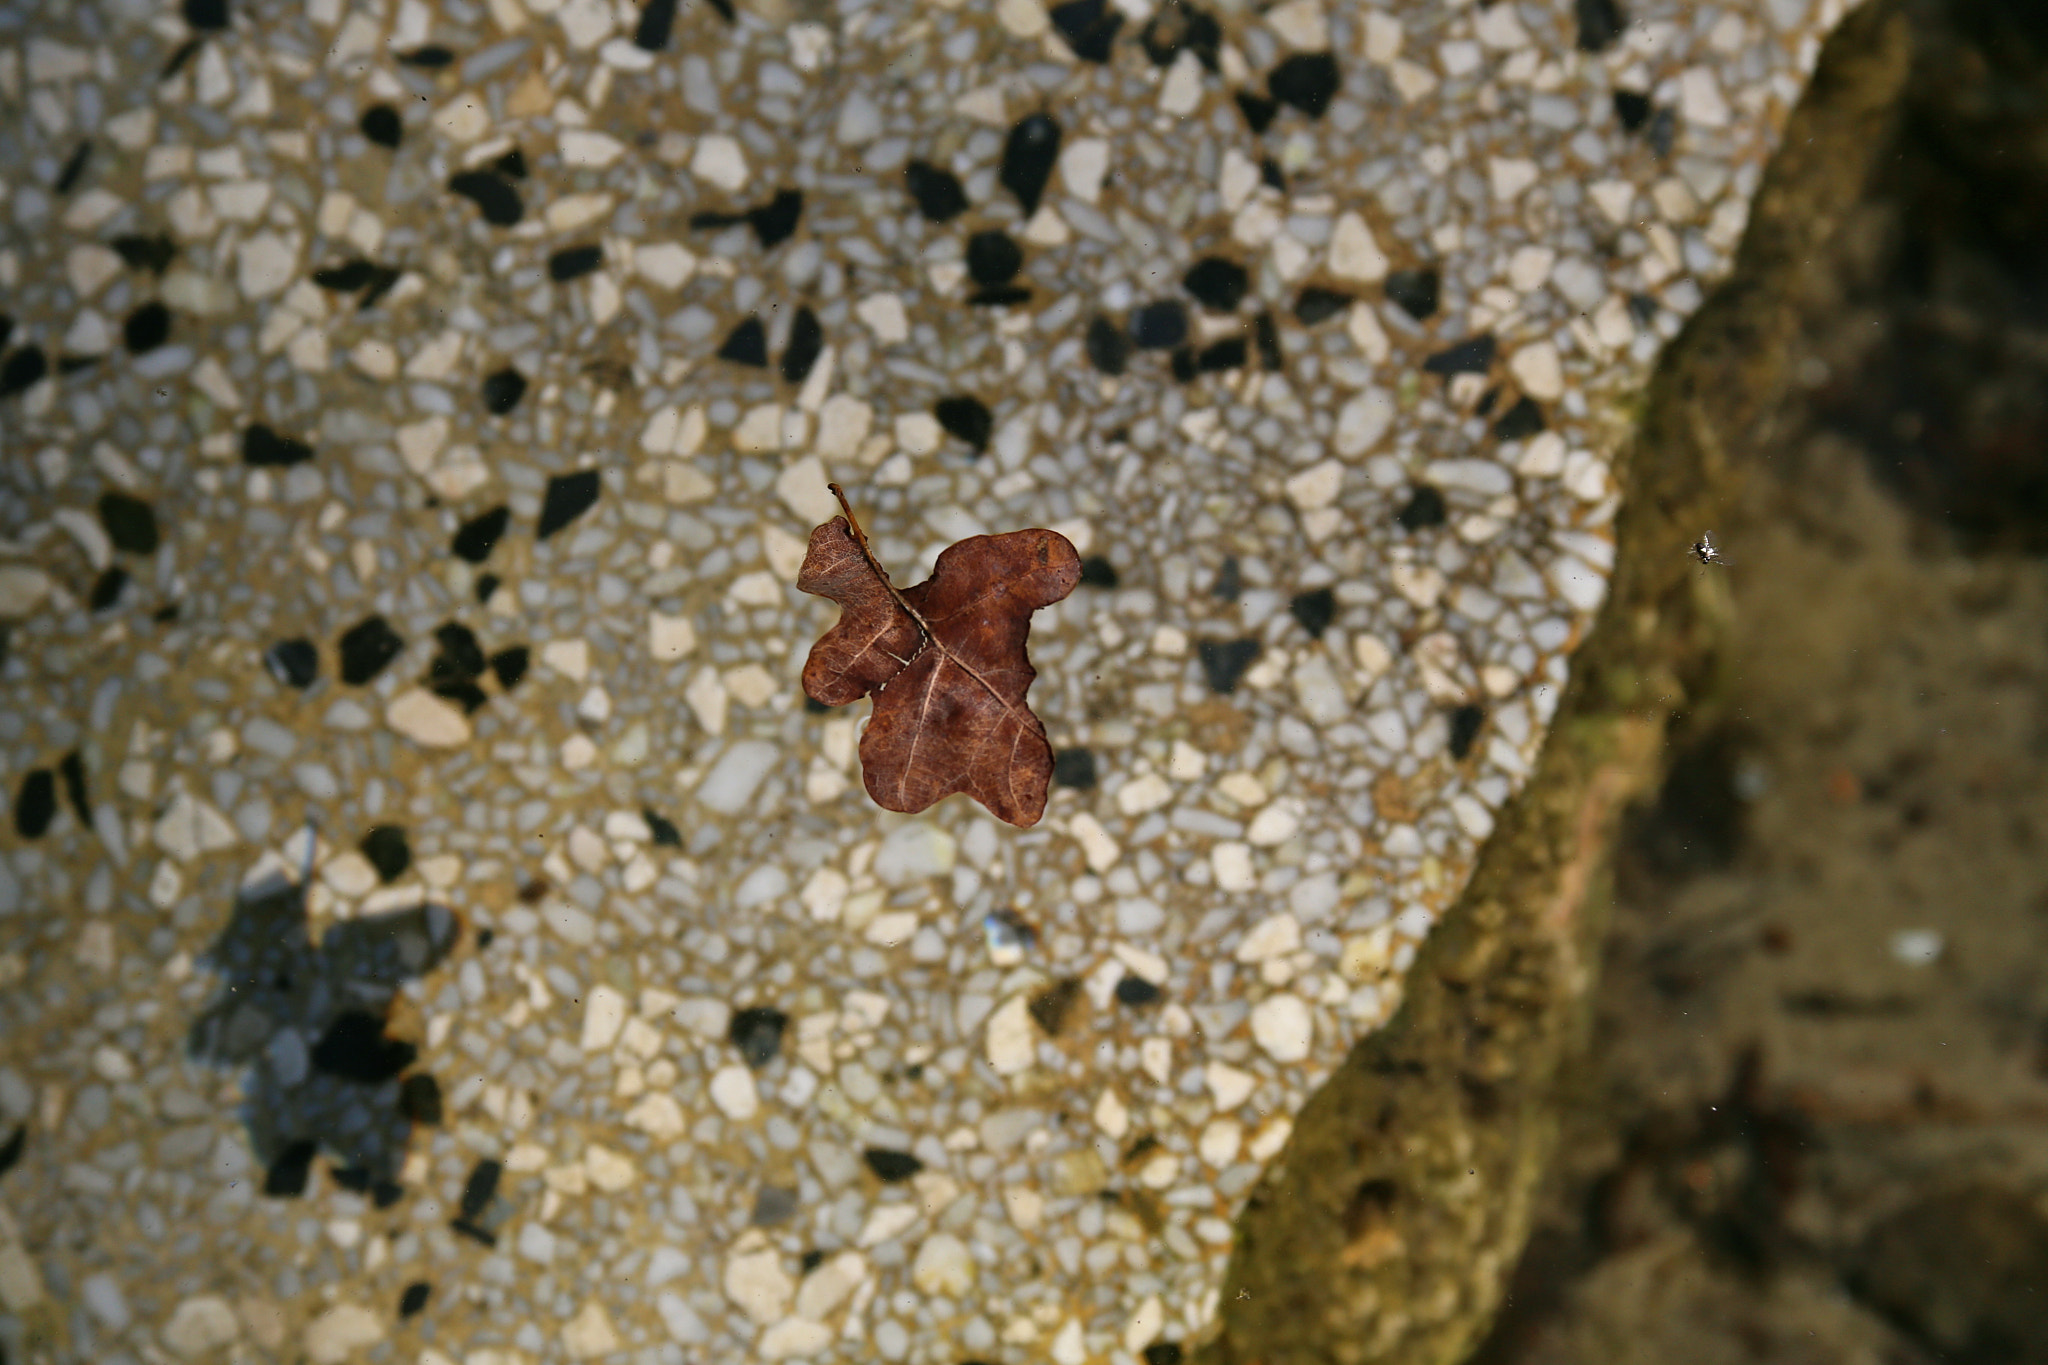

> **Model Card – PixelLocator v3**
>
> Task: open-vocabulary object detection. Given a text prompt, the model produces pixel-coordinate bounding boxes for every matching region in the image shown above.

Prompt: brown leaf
[797,485,1080,827]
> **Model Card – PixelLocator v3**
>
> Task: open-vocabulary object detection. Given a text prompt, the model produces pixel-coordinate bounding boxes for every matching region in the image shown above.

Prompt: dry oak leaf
[797,485,1080,827]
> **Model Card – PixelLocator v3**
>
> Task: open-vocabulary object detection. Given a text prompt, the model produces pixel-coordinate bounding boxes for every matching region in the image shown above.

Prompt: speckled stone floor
[0,0,1850,1361]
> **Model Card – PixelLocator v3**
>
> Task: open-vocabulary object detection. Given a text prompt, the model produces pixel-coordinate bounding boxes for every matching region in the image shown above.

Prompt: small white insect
[1687,531,1731,569]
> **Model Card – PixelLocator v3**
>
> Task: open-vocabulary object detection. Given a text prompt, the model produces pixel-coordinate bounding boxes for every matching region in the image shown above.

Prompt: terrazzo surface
[0,0,1850,1361]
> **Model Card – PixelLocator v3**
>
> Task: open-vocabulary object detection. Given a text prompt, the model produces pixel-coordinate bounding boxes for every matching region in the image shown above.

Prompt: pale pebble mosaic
[0,0,1853,1361]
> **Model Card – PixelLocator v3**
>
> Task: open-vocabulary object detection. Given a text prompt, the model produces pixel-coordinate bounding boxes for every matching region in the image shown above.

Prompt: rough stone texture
[1202,4,1917,1359]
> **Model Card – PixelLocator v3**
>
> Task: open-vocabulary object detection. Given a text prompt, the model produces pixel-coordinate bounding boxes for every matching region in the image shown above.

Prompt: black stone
[265,638,320,688]
[1613,89,1651,132]
[862,1148,924,1182]
[1628,293,1661,327]
[474,573,500,604]
[903,160,970,223]
[1422,333,1498,376]
[433,679,488,714]
[1140,1,1221,70]
[1144,1345,1187,1365]
[57,353,101,376]
[54,140,92,195]
[360,826,411,882]
[1183,256,1248,312]
[999,114,1061,217]
[1049,0,1123,62]
[718,316,769,367]
[1289,587,1336,638]
[12,770,54,838]
[330,1164,374,1193]
[1085,315,1131,375]
[703,0,734,20]
[450,1219,496,1247]
[1078,556,1119,588]
[339,616,405,685]
[537,470,601,539]
[1575,0,1627,52]
[1385,269,1440,320]
[313,259,375,292]
[1263,157,1287,193]
[966,230,1024,286]
[112,232,177,274]
[1130,300,1188,350]
[430,623,486,683]
[397,45,455,66]
[481,366,527,414]
[1397,485,1447,531]
[547,244,602,282]
[357,265,403,310]
[493,147,528,179]
[934,395,993,453]
[1210,556,1242,599]
[489,645,529,690]
[1197,337,1247,373]
[459,1158,502,1222]
[399,1073,443,1125]
[1268,52,1340,117]
[968,284,1033,308]
[451,505,510,563]
[751,1184,799,1226]
[781,306,824,385]
[1028,977,1083,1036]
[0,1124,22,1179]
[644,808,682,846]
[360,104,402,149]
[1235,90,1278,133]
[311,1010,417,1083]
[58,751,88,824]
[1053,748,1098,789]
[1646,107,1677,160]
[1197,637,1261,694]
[1114,975,1163,1007]
[183,0,228,29]
[399,1282,432,1318]
[1254,310,1282,370]
[1494,395,1547,441]
[160,37,201,79]
[89,567,128,612]
[264,1140,318,1198]
[243,423,313,467]
[448,170,522,226]
[0,346,48,398]
[1170,346,1198,382]
[729,1006,788,1069]
[634,0,677,50]
[1294,286,1351,326]
[1448,704,1486,760]
[1476,385,1500,417]
[98,491,158,556]
[748,189,804,248]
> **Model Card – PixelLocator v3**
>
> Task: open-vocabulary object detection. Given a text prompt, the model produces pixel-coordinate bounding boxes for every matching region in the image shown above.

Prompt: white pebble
[385,689,472,748]
[1205,1061,1257,1110]
[1235,912,1301,963]
[1210,842,1256,892]
[581,985,627,1051]
[691,134,749,192]
[303,1304,383,1365]
[1067,813,1121,873]
[1059,138,1109,204]
[561,1300,621,1360]
[695,740,777,814]
[984,995,1036,1074]
[1327,212,1388,283]
[1115,773,1173,816]
[1890,929,1943,966]
[910,1231,976,1297]
[874,822,957,883]
[162,1295,240,1358]
[723,1247,795,1324]
[1252,994,1315,1062]
[708,1064,759,1120]
[1283,459,1344,511]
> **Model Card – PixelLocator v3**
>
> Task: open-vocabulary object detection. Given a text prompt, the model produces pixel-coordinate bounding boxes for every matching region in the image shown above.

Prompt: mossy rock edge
[1199,6,1916,1363]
